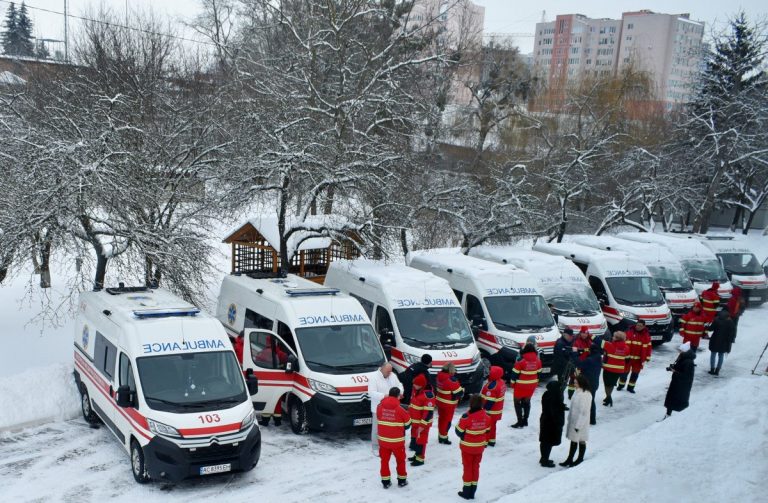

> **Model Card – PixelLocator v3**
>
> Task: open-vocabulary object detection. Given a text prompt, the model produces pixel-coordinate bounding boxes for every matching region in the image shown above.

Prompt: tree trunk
[693,157,727,233]
[555,198,568,243]
[743,209,757,235]
[94,253,108,291]
[38,238,51,289]
[145,256,162,287]
[323,185,335,215]
[730,206,743,232]
[400,228,409,257]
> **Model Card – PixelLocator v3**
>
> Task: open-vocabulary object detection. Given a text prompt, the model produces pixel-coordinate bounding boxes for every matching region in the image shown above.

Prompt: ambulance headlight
[240,408,256,431]
[471,352,481,365]
[600,320,608,331]
[147,418,181,438]
[501,338,520,350]
[557,322,568,331]
[403,353,420,365]
[308,379,339,395]
[618,310,638,322]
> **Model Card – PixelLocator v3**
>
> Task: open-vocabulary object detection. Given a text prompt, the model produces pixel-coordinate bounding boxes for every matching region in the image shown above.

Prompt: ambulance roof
[80,287,208,327]
[533,241,651,277]
[693,236,754,255]
[408,250,540,295]
[469,247,587,285]
[328,259,458,307]
[615,232,720,261]
[569,235,682,269]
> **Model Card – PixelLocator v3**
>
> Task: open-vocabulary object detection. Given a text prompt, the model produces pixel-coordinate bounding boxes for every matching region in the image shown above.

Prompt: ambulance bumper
[143,425,261,482]
[306,393,372,432]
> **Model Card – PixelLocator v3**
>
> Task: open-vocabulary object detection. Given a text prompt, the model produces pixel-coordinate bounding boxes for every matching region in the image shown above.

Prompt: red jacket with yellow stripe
[601,339,630,374]
[511,351,542,399]
[700,288,720,323]
[376,396,412,445]
[436,370,464,406]
[455,409,491,454]
[482,366,506,420]
[408,388,436,431]
[680,308,708,346]
[625,326,652,364]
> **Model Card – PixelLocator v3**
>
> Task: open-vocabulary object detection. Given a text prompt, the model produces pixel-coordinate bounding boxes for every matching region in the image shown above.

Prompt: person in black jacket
[551,328,575,388]
[662,342,696,419]
[538,380,566,468]
[401,354,435,406]
[576,340,602,425]
[708,310,735,376]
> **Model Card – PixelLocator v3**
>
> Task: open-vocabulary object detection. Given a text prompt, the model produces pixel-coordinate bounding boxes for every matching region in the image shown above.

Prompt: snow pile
[0,363,80,431]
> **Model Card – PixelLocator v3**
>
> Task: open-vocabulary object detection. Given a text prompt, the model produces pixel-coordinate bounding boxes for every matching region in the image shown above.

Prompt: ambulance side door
[243,329,298,415]
[113,350,140,448]
[92,331,122,442]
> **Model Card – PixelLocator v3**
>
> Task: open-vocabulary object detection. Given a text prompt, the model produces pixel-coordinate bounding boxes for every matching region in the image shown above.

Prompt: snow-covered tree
[1,2,18,55]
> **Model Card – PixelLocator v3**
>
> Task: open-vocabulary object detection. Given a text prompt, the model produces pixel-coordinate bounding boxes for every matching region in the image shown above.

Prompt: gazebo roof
[223,215,351,253]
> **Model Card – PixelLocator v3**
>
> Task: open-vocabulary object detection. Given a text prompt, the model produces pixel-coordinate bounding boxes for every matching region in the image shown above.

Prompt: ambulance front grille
[188,442,239,463]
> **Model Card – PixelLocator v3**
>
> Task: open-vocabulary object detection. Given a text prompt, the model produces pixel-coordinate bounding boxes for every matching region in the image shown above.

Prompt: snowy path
[2,305,766,502]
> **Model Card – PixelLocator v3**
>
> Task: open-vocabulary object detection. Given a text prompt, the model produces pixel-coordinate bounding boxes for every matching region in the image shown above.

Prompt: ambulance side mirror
[245,368,259,395]
[115,385,133,408]
[286,354,299,374]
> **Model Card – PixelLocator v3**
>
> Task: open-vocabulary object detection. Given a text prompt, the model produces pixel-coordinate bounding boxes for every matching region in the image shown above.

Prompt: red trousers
[461,451,483,485]
[488,416,500,444]
[379,444,406,481]
[411,425,430,461]
[437,403,457,438]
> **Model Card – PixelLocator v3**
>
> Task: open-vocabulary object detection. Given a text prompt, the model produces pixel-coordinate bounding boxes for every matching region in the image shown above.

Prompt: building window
[628,23,634,30]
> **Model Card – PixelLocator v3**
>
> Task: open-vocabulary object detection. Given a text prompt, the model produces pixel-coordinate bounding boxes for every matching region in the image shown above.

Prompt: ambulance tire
[288,396,309,435]
[130,440,150,484]
[79,384,99,425]
[479,352,491,382]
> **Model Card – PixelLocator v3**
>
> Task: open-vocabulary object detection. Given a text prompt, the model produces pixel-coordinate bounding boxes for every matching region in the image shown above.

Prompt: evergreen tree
[35,39,49,60]
[1,2,18,55]
[16,2,33,56]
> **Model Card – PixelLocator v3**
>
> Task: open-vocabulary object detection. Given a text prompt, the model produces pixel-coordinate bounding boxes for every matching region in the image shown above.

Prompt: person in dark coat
[576,340,602,425]
[551,328,575,388]
[538,380,566,468]
[708,310,735,376]
[401,354,435,406]
[663,342,696,419]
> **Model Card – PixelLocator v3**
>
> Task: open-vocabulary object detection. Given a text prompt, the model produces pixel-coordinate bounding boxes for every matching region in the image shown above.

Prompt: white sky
[6,0,768,55]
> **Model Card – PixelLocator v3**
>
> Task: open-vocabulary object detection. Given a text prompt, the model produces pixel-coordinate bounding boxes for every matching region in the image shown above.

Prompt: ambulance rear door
[243,329,299,416]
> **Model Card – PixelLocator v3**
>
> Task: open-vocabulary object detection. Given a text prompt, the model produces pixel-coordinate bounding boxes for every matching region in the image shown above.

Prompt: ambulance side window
[94,332,117,380]
[249,332,290,370]
[574,262,589,275]
[375,306,393,335]
[245,309,273,330]
[277,321,297,352]
[119,353,137,408]
[589,276,609,303]
[465,295,487,330]
[350,294,374,318]
[452,289,464,304]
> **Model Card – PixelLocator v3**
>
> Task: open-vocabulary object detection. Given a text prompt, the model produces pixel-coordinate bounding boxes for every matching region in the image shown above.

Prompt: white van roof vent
[285,288,340,297]
[133,307,201,319]
[106,284,153,295]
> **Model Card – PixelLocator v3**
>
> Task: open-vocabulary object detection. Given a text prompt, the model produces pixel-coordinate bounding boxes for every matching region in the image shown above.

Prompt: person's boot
[382,479,392,489]
[714,368,720,376]
[602,395,613,407]
[273,416,282,426]
[458,485,472,499]
[522,401,530,427]
[397,478,408,487]
[469,485,477,499]
[438,435,452,445]
[511,401,524,428]
[258,416,270,427]
[708,368,716,375]
[540,459,556,468]
[560,442,577,467]
[627,384,636,394]
[409,437,418,451]
[572,443,586,466]
[617,382,625,391]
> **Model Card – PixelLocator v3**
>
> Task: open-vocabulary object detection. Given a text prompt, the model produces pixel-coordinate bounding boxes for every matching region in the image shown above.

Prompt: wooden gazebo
[223,216,361,283]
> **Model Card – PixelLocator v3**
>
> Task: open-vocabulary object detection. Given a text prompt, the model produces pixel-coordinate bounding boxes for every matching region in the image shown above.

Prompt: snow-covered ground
[1,230,767,501]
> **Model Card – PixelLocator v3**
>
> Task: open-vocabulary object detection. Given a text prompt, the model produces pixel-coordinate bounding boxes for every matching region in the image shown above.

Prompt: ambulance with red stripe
[324,260,485,394]
[692,235,767,306]
[533,242,674,343]
[216,273,387,434]
[73,285,261,484]
[468,247,608,338]
[569,235,698,323]
[407,251,559,374]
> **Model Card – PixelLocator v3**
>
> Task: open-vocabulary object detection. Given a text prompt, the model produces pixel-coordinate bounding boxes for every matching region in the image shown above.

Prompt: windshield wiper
[400,335,429,347]
[334,362,380,371]
[304,360,340,371]
[493,322,521,331]
[145,396,207,409]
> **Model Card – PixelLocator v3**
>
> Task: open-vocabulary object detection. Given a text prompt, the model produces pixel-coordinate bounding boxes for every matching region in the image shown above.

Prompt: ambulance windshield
[681,259,728,283]
[393,307,474,348]
[138,351,247,413]
[296,324,385,374]
[484,295,555,332]
[646,265,693,291]
[605,276,665,306]
[545,285,600,316]
[717,253,762,275]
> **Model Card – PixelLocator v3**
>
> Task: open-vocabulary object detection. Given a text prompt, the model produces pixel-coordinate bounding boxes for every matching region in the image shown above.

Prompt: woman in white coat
[560,373,592,467]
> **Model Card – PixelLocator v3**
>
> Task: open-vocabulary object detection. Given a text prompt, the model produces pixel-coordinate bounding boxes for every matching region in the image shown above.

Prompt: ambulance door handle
[109,385,114,398]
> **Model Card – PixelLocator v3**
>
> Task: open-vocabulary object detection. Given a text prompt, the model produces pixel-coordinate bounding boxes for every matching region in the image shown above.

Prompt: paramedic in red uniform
[481,366,505,446]
[600,331,629,407]
[407,374,435,466]
[567,327,593,397]
[377,387,412,488]
[510,344,542,428]
[701,281,721,325]
[679,302,708,350]
[436,362,464,444]
[617,320,652,393]
[455,394,491,500]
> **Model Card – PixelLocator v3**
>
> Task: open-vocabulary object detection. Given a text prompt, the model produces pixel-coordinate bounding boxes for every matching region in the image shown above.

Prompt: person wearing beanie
[510,343,542,428]
[679,302,708,350]
[407,373,435,466]
[700,281,721,325]
[552,327,576,393]
[401,353,435,406]
[481,366,506,446]
[662,342,696,419]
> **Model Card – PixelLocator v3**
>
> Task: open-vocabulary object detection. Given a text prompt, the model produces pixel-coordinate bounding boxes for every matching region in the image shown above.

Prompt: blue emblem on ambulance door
[227,304,237,325]
[82,325,89,350]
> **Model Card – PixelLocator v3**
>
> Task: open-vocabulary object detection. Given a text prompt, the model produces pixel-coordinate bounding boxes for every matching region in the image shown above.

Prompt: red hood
[437,371,454,387]
[522,351,538,363]
[379,395,401,410]
[711,281,720,290]
[489,365,504,381]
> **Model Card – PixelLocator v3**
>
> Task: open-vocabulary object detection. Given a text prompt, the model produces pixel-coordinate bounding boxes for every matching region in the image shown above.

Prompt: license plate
[651,335,663,341]
[749,296,761,301]
[353,417,372,426]
[200,463,231,475]
[541,367,551,374]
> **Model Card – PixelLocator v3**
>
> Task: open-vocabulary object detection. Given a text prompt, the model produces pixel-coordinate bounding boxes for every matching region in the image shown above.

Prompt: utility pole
[64,0,69,62]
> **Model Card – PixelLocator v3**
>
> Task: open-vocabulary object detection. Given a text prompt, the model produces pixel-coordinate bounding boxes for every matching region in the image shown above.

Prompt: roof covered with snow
[223,214,352,253]
[0,71,26,86]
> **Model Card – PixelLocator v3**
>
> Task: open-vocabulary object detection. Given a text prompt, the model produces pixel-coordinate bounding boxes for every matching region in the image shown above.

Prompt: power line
[0,0,217,49]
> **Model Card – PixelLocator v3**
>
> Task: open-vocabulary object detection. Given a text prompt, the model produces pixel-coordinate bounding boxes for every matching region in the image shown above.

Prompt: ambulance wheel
[288,396,308,435]
[130,440,150,484]
[79,385,99,425]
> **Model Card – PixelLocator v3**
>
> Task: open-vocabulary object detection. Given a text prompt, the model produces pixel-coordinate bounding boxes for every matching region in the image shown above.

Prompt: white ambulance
[216,273,387,434]
[616,232,733,299]
[324,260,484,393]
[533,242,674,343]
[73,285,260,484]
[407,251,559,374]
[468,246,608,338]
[569,235,698,320]
[693,236,767,306]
